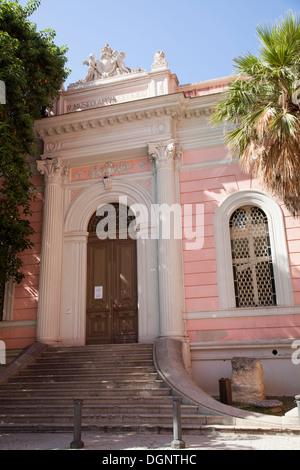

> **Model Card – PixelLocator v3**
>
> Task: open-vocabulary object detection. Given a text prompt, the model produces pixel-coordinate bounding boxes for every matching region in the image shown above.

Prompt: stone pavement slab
[0,431,299,451]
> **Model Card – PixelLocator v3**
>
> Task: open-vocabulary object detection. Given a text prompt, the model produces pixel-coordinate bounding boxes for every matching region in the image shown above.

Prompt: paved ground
[0,430,299,451]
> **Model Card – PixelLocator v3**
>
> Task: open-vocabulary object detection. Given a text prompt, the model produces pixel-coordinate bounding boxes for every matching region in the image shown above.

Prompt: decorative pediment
[79,44,146,84]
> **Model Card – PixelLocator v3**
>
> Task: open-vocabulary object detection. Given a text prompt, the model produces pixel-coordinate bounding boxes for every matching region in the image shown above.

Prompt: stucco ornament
[148,140,182,170]
[37,157,69,185]
[152,50,168,69]
[82,44,144,82]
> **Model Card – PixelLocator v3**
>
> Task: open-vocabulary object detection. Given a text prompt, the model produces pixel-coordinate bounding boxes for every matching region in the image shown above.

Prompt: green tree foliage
[211,12,300,216]
[0,0,69,284]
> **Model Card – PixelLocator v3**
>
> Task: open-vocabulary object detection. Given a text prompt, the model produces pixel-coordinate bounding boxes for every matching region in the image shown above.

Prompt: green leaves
[23,0,41,17]
[211,12,300,216]
[0,0,70,284]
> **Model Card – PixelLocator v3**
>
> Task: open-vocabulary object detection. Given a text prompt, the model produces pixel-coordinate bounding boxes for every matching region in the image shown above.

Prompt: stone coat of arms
[82,44,144,82]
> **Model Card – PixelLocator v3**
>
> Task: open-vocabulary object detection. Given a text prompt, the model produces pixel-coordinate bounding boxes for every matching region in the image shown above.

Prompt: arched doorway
[62,180,159,346]
[86,203,138,344]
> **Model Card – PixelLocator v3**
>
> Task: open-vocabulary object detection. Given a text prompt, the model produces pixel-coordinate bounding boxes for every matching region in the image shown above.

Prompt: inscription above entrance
[66,96,117,113]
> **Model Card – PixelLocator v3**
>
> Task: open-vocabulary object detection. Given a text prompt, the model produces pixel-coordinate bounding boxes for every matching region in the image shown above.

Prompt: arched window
[214,190,293,310]
[230,206,276,308]
[88,203,136,238]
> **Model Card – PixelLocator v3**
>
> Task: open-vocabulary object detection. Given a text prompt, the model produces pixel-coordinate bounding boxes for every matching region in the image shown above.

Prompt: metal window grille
[229,206,276,308]
[88,203,136,233]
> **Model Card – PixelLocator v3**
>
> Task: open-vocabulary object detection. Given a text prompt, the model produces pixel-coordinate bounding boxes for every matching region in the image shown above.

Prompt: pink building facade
[1,46,299,395]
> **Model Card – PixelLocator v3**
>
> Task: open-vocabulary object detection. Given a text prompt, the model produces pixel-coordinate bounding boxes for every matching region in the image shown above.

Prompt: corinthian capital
[148,140,182,170]
[37,158,69,185]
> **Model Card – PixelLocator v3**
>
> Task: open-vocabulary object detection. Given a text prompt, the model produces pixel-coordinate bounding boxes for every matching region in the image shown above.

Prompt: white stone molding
[62,179,159,346]
[65,179,153,233]
[35,94,214,143]
[148,140,184,338]
[2,278,14,322]
[0,319,36,330]
[36,158,68,344]
[186,305,300,320]
[214,190,293,309]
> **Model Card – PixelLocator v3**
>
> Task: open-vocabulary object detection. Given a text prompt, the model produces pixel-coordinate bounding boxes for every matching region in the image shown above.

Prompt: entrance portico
[36,154,185,346]
[34,46,189,347]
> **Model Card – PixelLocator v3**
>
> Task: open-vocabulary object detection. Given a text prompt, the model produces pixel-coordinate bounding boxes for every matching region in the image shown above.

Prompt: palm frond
[211,11,300,215]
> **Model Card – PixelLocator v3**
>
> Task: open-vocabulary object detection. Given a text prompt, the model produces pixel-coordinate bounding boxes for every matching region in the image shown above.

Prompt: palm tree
[211,12,300,216]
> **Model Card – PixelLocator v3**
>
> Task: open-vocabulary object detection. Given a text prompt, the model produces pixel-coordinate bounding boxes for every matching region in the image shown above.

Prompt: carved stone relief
[148,140,182,170]
[80,44,146,83]
[152,51,168,70]
[37,158,69,185]
[71,159,151,182]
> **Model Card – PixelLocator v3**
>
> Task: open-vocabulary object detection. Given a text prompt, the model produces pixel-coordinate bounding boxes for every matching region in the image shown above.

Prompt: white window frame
[214,190,293,309]
[1,278,14,322]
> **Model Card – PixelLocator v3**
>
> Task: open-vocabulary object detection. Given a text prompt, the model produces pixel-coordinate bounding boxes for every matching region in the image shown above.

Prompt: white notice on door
[94,286,103,300]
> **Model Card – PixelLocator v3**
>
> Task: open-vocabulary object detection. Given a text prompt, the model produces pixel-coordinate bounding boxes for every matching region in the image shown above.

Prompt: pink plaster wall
[2,143,300,349]
[0,327,37,350]
[1,175,43,350]
[187,314,300,342]
[180,146,300,342]
[177,77,232,99]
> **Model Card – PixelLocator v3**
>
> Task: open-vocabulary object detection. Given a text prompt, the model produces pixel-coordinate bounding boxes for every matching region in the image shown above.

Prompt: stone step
[0,403,198,416]
[0,386,171,397]
[33,358,155,368]
[0,342,231,433]
[40,347,154,359]
[24,364,156,373]
[0,419,233,434]
[47,344,154,352]
[0,412,213,426]
[43,345,153,358]
[2,379,167,391]
[3,373,164,388]
[0,395,174,406]
[10,371,160,381]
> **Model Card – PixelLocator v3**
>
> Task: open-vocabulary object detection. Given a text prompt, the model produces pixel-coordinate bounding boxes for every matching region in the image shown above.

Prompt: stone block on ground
[253,400,283,413]
[231,357,265,404]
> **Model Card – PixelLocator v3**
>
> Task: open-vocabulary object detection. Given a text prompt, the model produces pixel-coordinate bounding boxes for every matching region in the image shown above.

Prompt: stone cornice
[35,92,216,140]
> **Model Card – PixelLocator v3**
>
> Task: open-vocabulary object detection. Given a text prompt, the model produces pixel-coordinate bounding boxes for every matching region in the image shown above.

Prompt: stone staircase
[0,343,228,433]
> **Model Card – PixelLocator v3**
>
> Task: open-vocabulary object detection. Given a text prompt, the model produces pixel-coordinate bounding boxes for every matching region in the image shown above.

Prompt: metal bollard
[171,397,185,449]
[70,399,84,449]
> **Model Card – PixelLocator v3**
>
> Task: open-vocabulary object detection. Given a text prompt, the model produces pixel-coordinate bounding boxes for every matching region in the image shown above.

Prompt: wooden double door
[86,234,138,344]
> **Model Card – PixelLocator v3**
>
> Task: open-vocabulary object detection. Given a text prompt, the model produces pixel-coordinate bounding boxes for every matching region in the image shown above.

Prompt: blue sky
[19,0,300,88]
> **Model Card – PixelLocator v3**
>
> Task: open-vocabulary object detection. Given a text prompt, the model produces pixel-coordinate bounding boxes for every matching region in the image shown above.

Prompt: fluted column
[61,231,89,346]
[148,140,184,338]
[36,158,68,344]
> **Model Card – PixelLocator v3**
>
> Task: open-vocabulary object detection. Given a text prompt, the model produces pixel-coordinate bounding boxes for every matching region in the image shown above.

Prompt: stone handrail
[153,337,299,429]
[0,342,48,383]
